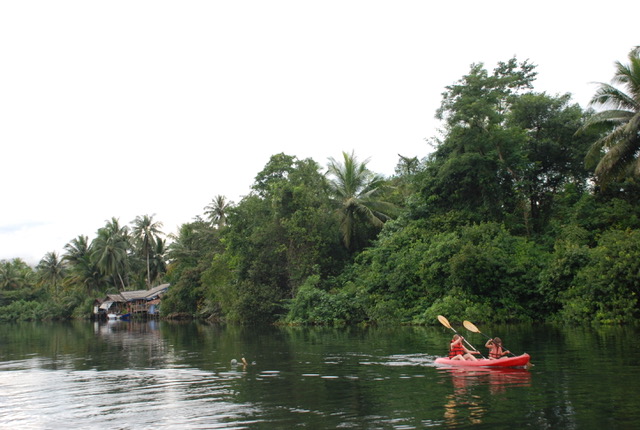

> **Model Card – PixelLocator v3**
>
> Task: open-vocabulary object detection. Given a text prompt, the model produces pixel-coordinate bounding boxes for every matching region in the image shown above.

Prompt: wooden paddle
[462,320,493,340]
[437,315,484,358]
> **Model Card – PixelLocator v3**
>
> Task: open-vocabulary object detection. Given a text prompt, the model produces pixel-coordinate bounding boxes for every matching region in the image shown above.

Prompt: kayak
[435,353,531,368]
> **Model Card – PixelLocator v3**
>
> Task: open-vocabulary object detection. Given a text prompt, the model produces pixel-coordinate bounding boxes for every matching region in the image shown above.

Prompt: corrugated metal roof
[99,300,114,310]
[146,283,170,298]
[102,284,170,303]
[106,293,124,302]
[120,289,149,301]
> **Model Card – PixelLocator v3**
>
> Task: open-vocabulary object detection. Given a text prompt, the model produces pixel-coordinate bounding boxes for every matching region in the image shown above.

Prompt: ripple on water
[0,363,258,429]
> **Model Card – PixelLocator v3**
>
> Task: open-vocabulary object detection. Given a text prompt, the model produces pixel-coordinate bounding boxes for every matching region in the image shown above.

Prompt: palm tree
[149,237,167,284]
[327,151,396,250]
[36,251,66,295]
[0,258,34,290]
[63,235,105,294]
[64,235,90,264]
[204,195,231,228]
[131,214,164,288]
[581,46,640,187]
[167,218,219,267]
[395,154,420,177]
[0,261,20,290]
[92,217,130,291]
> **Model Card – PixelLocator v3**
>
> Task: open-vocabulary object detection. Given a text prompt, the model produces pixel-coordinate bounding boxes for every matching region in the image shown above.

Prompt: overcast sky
[1,1,637,264]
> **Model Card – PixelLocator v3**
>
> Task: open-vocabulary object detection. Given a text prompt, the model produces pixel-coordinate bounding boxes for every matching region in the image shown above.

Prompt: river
[0,320,638,429]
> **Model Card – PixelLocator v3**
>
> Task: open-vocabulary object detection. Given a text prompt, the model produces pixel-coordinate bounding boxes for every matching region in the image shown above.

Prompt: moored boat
[107,313,131,320]
[435,353,530,368]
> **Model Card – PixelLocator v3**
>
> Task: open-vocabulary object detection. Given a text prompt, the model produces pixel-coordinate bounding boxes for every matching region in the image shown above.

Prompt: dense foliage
[2,48,640,325]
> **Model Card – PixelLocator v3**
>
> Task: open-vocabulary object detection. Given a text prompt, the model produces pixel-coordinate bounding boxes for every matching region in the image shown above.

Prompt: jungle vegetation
[2,48,640,325]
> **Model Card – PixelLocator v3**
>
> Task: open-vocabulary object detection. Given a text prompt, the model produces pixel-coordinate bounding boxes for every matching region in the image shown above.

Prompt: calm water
[0,321,638,429]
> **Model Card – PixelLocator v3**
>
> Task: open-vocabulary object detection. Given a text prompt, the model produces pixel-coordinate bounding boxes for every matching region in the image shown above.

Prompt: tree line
[2,47,639,324]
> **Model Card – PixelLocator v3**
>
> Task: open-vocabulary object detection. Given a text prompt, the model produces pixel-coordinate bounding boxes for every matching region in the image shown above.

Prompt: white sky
[1,1,637,265]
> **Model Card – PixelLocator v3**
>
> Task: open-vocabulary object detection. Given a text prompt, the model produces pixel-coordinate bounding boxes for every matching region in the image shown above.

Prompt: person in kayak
[449,334,479,361]
[485,337,510,359]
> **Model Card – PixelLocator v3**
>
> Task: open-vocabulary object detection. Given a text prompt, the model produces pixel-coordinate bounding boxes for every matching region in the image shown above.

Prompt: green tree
[385,154,422,206]
[327,151,396,251]
[131,214,164,288]
[36,251,66,296]
[415,59,537,227]
[149,237,167,285]
[167,217,220,269]
[207,154,344,323]
[164,218,222,317]
[161,267,204,316]
[92,217,130,291]
[581,47,640,187]
[63,235,106,294]
[560,229,640,324]
[247,156,331,285]
[63,235,91,264]
[251,153,297,197]
[204,195,231,228]
[506,92,593,234]
[435,58,537,130]
[395,154,420,177]
[0,258,35,290]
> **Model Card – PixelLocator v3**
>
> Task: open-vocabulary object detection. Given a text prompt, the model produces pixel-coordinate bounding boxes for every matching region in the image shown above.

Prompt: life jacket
[489,346,503,359]
[449,340,465,358]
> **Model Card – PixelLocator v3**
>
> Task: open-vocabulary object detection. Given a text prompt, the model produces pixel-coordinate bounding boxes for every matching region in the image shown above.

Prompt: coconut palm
[204,195,231,228]
[92,217,130,291]
[395,154,420,177]
[327,151,396,250]
[132,214,164,288]
[0,261,20,290]
[0,258,34,290]
[64,235,90,264]
[36,251,66,295]
[582,47,640,186]
[149,237,167,284]
[63,235,105,294]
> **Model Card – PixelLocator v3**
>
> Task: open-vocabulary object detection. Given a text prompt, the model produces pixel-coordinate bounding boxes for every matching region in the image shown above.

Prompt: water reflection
[92,320,173,370]
[439,367,532,426]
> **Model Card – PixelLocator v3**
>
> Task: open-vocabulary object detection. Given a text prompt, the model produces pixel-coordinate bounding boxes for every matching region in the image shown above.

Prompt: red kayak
[435,353,531,368]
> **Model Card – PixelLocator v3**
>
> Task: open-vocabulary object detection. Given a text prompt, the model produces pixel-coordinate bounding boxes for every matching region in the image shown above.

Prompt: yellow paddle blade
[437,315,451,329]
[463,320,481,333]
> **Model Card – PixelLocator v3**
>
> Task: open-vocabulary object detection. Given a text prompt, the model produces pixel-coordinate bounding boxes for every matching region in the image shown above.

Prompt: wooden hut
[94,283,170,318]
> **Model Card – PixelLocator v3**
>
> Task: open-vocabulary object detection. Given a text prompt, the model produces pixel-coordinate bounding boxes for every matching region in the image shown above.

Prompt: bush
[420,293,492,325]
[559,229,640,324]
[235,281,284,324]
[284,276,366,325]
[0,300,67,322]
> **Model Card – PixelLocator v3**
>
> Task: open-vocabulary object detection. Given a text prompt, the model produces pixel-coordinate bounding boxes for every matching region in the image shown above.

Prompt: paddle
[437,315,484,358]
[462,320,492,340]
[463,320,517,358]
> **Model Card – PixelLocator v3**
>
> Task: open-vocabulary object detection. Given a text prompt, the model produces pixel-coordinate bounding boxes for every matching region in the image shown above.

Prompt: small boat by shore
[435,353,531,369]
[107,313,130,321]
